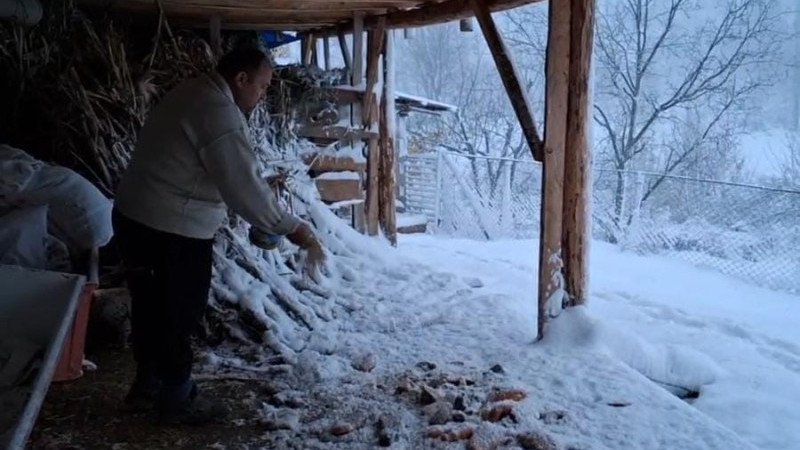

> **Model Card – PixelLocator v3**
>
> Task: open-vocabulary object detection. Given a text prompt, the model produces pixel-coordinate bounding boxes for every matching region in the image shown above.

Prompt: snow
[326,199,365,209]
[207,164,799,450]
[396,213,427,228]
[389,235,800,450]
[330,85,457,112]
[315,171,361,181]
[394,91,458,112]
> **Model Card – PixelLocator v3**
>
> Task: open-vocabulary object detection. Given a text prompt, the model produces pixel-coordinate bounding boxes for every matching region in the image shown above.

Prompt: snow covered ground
[388,235,800,450]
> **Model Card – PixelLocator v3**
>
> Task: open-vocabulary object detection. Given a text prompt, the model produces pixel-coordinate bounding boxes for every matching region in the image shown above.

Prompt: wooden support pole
[379,29,398,245]
[362,18,386,126]
[352,13,365,85]
[301,36,308,65]
[311,36,319,67]
[209,16,222,58]
[562,0,595,307]
[323,36,331,70]
[538,0,571,339]
[469,0,544,161]
[337,29,352,73]
[363,19,384,237]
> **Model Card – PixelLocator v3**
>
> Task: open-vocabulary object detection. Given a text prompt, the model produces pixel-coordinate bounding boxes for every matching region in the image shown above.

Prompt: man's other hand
[287,222,325,270]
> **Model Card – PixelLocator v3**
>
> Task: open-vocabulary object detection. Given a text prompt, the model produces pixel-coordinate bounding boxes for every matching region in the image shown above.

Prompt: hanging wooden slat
[209,16,221,57]
[323,36,331,70]
[302,34,315,65]
[537,0,570,339]
[562,0,595,308]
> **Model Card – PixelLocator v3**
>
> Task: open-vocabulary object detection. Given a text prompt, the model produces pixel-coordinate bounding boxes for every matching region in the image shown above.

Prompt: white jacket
[114,73,298,239]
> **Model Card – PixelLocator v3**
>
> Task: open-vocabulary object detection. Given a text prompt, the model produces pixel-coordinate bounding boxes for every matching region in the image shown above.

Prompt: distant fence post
[434,148,443,231]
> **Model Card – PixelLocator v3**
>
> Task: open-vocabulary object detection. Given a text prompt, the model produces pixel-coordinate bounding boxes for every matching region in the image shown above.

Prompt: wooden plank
[379,29,398,245]
[209,16,222,57]
[304,154,367,172]
[315,178,363,203]
[537,0,570,339]
[562,0,594,308]
[470,0,543,161]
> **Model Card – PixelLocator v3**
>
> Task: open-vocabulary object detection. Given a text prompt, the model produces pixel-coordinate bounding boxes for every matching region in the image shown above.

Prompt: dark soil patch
[28,348,283,450]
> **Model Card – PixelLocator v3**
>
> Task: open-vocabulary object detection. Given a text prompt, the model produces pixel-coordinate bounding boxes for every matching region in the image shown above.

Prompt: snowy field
[388,235,800,450]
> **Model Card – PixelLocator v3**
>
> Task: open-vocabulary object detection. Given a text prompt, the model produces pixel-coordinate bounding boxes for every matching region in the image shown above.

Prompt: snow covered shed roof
[77,0,543,31]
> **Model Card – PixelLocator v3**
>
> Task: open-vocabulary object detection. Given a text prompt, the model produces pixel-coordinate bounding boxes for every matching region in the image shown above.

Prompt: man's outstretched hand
[287,222,325,271]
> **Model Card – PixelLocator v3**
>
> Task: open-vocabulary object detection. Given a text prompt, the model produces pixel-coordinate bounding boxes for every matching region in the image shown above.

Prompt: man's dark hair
[216,47,271,79]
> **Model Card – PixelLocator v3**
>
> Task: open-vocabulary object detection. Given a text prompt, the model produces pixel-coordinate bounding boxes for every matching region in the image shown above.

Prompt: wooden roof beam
[313,0,543,37]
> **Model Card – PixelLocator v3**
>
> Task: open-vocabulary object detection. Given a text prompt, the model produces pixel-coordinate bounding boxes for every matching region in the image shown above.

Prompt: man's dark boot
[123,370,162,412]
[156,380,230,426]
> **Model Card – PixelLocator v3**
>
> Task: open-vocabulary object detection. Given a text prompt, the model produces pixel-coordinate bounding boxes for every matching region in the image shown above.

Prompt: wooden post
[469,0,544,161]
[352,13,365,85]
[562,0,595,307]
[311,36,319,67]
[209,16,222,58]
[323,36,331,70]
[538,0,571,339]
[363,19,385,237]
[379,29,398,245]
[337,29,352,74]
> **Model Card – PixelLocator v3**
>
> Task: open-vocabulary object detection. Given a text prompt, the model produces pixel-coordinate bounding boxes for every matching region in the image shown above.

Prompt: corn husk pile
[0,1,218,195]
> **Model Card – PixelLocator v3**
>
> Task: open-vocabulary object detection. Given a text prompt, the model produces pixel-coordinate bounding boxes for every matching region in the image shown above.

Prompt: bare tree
[398,24,532,196]
[592,0,782,239]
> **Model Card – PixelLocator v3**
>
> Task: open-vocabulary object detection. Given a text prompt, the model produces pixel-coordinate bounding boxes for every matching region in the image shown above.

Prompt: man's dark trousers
[112,209,213,396]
